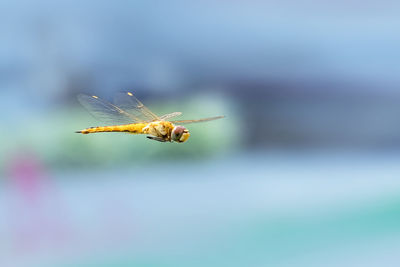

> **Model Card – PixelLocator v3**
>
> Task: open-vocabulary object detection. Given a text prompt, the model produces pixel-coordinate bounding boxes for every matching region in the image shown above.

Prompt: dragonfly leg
[147,136,168,142]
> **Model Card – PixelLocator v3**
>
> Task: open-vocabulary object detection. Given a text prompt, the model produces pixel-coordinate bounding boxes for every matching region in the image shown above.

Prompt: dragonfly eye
[171,126,189,143]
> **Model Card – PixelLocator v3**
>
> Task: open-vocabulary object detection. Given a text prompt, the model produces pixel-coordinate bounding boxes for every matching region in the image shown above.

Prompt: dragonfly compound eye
[172,126,189,142]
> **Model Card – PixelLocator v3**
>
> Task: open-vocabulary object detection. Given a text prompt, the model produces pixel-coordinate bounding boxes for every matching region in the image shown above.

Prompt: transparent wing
[113,92,160,122]
[159,112,182,121]
[170,116,225,124]
[77,94,144,125]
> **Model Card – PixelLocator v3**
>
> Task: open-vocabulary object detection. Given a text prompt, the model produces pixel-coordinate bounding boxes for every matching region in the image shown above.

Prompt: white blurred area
[2,153,400,266]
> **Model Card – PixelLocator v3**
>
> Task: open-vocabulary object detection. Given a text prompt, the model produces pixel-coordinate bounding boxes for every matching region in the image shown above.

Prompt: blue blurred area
[1,1,400,266]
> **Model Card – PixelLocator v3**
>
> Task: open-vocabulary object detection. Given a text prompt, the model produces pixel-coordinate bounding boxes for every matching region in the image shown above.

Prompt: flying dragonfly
[75,92,225,143]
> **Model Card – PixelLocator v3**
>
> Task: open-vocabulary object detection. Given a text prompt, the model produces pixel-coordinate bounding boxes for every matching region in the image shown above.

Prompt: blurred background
[1,1,400,266]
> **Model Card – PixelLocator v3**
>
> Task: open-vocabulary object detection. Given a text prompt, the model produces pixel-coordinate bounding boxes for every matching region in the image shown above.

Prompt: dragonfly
[75,92,225,143]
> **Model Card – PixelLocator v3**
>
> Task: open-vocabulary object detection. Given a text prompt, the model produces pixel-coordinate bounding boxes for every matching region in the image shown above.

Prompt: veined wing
[171,115,225,124]
[77,94,144,125]
[159,112,182,121]
[113,92,160,122]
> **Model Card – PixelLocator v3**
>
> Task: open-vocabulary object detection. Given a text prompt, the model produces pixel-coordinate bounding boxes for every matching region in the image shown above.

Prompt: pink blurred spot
[5,150,71,255]
[7,151,45,203]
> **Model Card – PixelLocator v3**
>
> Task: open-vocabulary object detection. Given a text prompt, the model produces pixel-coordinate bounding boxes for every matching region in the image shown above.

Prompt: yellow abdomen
[76,123,148,134]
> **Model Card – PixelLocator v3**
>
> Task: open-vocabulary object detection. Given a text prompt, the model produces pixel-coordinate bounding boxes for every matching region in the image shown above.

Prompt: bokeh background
[1,1,400,266]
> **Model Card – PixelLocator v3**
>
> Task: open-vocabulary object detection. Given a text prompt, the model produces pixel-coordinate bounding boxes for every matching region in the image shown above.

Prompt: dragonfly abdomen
[76,123,147,134]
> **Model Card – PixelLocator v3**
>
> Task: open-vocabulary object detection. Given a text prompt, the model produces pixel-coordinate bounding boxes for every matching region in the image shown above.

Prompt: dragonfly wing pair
[77,92,224,125]
[78,92,181,125]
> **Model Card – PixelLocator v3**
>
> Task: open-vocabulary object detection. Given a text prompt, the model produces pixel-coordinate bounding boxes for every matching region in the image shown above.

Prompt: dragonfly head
[171,125,190,143]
